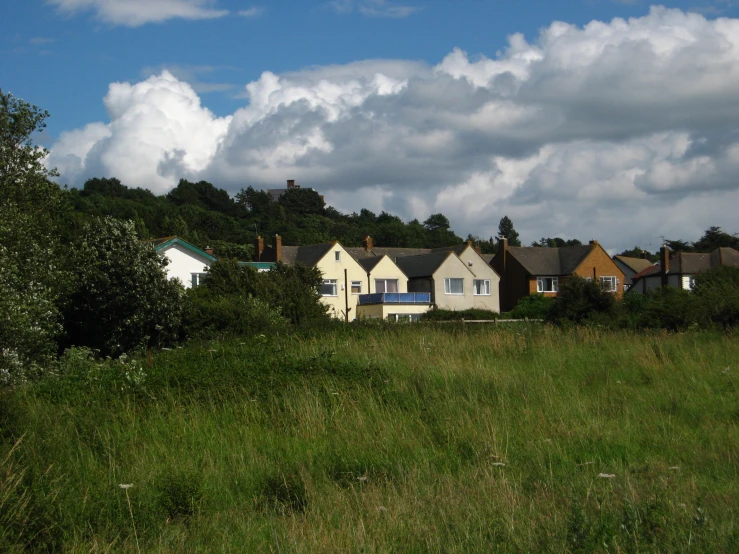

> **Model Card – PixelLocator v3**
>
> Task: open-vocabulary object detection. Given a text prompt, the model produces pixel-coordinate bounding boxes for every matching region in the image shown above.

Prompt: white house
[151,236,216,288]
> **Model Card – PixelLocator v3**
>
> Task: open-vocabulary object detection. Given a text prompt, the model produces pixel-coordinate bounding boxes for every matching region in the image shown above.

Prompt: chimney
[254,236,264,262]
[273,234,282,263]
[467,239,473,247]
[589,240,599,246]
[474,245,482,255]
[286,179,295,189]
[640,251,647,259]
[498,237,509,272]
[362,235,373,251]
[660,244,670,286]
[205,246,214,256]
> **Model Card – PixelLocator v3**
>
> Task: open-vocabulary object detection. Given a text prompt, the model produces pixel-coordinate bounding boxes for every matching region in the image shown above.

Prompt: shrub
[182,286,288,340]
[547,276,616,325]
[636,286,697,331]
[421,308,499,321]
[62,217,183,357]
[507,294,553,320]
[692,266,739,328]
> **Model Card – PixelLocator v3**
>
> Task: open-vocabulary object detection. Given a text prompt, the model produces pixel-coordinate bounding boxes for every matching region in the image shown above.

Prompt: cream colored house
[435,244,500,312]
[394,251,480,311]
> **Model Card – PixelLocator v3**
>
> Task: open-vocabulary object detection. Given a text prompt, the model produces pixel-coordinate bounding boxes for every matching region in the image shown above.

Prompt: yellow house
[435,244,501,312]
[354,254,433,321]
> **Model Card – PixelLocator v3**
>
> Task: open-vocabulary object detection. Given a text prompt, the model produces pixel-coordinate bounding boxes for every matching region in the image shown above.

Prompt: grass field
[2,324,738,552]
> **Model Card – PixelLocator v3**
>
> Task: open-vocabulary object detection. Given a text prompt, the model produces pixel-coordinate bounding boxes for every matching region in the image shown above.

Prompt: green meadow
[2,325,738,552]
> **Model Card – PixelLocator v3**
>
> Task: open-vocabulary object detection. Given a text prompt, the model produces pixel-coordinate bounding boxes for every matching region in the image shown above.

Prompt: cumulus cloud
[49,0,228,26]
[47,7,739,249]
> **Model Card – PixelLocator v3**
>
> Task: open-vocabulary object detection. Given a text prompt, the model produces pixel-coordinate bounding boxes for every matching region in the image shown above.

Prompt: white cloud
[48,0,228,26]
[330,0,420,18]
[238,7,263,17]
[48,7,739,249]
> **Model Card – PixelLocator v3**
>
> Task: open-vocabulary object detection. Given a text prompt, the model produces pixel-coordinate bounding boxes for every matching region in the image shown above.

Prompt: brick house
[490,238,625,312]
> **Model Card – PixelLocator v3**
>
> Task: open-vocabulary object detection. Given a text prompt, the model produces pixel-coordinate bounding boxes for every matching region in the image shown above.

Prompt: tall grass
[1,325,738,552]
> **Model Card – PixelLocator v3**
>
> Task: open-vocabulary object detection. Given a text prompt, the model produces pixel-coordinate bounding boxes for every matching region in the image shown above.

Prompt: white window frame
[320,279,338,296]
[375,279,399,293]
[444,278,464,295]
[473,279,491,296]
[191,273,208,287]
[350,281,362,294]
[537,276,559,293]
[387,314,421,323]
[599,276,617,293]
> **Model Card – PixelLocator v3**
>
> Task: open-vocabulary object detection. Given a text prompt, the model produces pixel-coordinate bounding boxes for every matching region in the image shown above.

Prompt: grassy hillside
[2,325,738,552]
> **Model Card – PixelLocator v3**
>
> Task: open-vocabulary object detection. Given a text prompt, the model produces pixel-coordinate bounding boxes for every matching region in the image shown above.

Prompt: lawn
[2,324,738,552]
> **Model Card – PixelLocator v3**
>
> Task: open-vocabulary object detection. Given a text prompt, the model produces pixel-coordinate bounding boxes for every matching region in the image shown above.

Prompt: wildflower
[357,476,368,482]
[668,466,680,471]
[119,483,134,489]
[492,462,506,467]
[597,473,615,478]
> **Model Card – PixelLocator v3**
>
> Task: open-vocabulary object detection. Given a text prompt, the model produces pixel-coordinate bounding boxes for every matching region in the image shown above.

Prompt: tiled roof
[357,256,385,272]
[630,247,739,283]
[614,256,653,273]
[394,252,453,278]
[631,264,660,281]
[506,245,594,276]
[344,246,432,260]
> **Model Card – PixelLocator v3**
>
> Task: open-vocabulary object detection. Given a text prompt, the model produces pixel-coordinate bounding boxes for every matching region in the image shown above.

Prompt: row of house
[152,234,739,320]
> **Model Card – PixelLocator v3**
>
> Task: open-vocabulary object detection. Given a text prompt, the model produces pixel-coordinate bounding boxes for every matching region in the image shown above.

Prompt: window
[319,279,337,296]
[444,278,464,295]
[351,281,362,294]
[537,277,558,292]
[191,273,208,287]
[387,314,422,322]
[335,251,341,261]
[599,276,617,293]
[473,279,490,295]
[375,279,398,293]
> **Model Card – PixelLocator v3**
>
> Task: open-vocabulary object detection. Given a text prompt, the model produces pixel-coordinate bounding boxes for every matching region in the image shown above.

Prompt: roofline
[152,237,217,262]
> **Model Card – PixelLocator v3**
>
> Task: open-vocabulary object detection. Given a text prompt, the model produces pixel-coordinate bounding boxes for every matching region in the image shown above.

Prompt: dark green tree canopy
[497,216,521,246]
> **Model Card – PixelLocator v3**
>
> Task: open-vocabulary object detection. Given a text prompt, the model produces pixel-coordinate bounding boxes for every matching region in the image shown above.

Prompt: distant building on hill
[267,179,317,201]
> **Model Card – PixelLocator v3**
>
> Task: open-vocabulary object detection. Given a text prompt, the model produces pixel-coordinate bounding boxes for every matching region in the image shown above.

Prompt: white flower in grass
[119,483,134,489]
[669,466,680,471]
[598,473,616,479]
[492,462,506,467]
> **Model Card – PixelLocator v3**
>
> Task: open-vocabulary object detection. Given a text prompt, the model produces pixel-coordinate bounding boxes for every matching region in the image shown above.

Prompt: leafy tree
[278,188,326,216]
[0,90,67,380]
[63,217,183,356]
[532,237,582,248]
[664,239,693,253]
[616,246,658,262]
[692,266,739,328]
[497,216,521,246]
[547,276,615,325]
[693,226,739,251]
[423,213,461,248]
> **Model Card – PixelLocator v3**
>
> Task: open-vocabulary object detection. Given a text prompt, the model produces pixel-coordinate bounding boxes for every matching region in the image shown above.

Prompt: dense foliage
[420,308,499,321]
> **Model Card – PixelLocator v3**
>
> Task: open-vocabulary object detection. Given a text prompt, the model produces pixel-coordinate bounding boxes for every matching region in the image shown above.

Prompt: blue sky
[3,0,739,249]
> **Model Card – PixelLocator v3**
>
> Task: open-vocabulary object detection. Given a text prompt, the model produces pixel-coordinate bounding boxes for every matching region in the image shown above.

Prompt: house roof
[614,256,653,273]
[275,243,336,267]
[631,247,739,283]
[357,256,385,272]
[394,251,455,278]
[506,245,594,276]
[150,236,216,262]
[344,246,432,260]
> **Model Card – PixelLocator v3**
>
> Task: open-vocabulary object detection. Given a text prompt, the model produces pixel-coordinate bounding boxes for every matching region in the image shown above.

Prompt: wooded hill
[66,177,476,260]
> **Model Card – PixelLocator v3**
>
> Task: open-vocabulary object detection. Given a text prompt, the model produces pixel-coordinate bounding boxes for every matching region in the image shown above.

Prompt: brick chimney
[589,240,599,246]
[498,237,509,272]
[660,244,670,286]
[287,179,295,189]
[273,234,282,263]
[254,236,264,261]
[640,251,647,259]
[362,235,373,251]
[205,246,214,256]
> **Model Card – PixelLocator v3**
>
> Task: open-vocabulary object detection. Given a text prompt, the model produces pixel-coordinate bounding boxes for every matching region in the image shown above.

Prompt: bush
[420,308,499,321]
[62,217,183,357]
[507,294,553,320]
[692,266,739,328]
[547,276,616,325]
[631,287,696,331]
[182,286,288,340]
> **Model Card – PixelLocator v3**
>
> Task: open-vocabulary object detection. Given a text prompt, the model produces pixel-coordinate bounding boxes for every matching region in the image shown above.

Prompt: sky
[4,0,739,252]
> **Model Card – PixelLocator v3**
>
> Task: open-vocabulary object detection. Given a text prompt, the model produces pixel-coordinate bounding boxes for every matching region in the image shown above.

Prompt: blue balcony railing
[358,292,432,305]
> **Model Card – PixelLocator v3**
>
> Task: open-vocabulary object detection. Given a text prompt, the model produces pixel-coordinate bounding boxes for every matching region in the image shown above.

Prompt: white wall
[160,243,212,288]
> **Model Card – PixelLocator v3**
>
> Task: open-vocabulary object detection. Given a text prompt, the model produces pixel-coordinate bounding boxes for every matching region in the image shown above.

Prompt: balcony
[358,292,432,305]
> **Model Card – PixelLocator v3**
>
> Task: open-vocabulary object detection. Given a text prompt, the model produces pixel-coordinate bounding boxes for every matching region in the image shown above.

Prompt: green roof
[151,237,217,262]
[239,262,277,271]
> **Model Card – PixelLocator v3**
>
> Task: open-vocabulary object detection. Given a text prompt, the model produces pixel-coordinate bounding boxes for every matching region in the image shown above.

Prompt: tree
[547,276,615,325]
[423,213,461,248]
[0,91,66,380]
[616,246,657,262]
[531,237,582,248]
[497,216,521,246]
[63,217,183,356]
[693,226,739,251]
